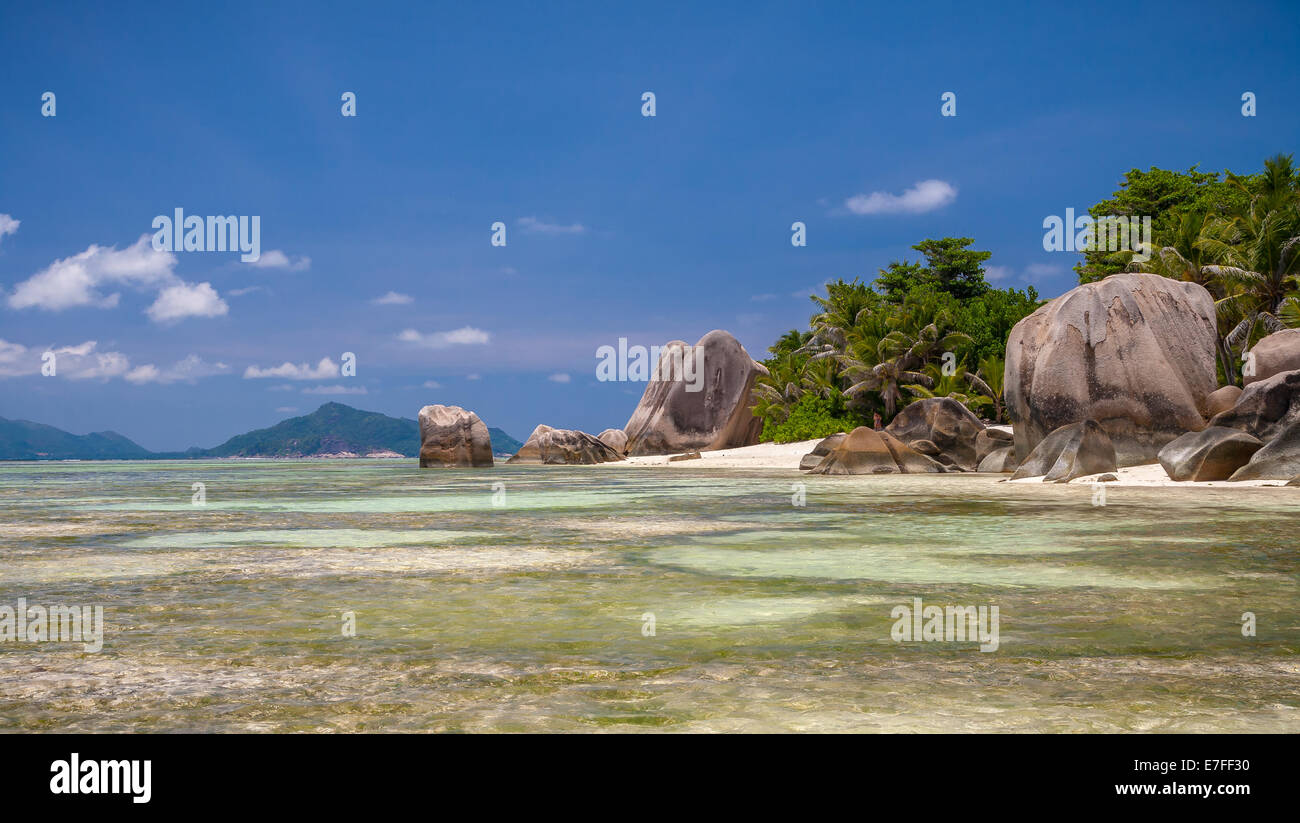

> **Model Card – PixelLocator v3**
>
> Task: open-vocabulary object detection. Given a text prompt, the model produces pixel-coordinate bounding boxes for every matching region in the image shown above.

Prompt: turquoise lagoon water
[0,458,1297,732]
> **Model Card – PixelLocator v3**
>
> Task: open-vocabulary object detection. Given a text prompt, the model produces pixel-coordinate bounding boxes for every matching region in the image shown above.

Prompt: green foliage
[1075,164,1254,283]
[752,238,1043,433]
[759,392,864,444]
[875,238,992,300]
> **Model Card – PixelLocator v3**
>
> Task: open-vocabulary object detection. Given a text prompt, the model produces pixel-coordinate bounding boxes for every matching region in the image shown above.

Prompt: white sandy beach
[598,437,1296,489]
[601,439,823,468]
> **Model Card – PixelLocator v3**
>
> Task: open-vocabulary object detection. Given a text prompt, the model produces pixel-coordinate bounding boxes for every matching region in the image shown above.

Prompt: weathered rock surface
[1005,273,1218,467]
[799,432,847,471]
[418,404,494,468]
[668,451,702,462]
[910,439,941,455]
[1228,418,1300,480]
[1208,368,1300,443]
[884,398,985,470]
[624,330,768,456]
[975,427,1014,465]
[1009,420,1118,483]
[597,428,628,454]
[808,426,946,475]
[1157,427,1264,482]
[1244,329,1300,386]
[507,424,624,465]
[977,446,1019,473]
[1204,385,1243,418]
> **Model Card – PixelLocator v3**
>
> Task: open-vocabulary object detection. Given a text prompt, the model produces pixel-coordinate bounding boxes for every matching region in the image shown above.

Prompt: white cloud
[845,179,957,215]
[124,364,160,384]
[422,380,442,389]
[227,286,265,297]
[371,291,413,305]
[517,216,585,235]
[124,355,230,385]
[547,373,571,383]
[398,327,491,348]
[466,373,481,381]
[7,235,177,311]
[985,265,1012,283]
[0,339,150,381]
[276,406,298,413]
[0,214,18,247]
[246,249,310,271]
[302,384,367,395]
[146,282,228,324]
[243,357,339,380]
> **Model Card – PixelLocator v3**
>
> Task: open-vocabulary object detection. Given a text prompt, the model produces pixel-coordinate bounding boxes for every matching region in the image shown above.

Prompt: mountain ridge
[0,403,523,460]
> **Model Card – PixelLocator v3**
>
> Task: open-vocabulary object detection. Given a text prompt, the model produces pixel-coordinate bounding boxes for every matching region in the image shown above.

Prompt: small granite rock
[1010,420,1118,483]
[1158,427,1264,481]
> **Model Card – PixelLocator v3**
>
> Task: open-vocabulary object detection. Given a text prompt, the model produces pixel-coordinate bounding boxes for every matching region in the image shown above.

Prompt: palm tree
[844,351,933,418]
[964,355,1007,422]
[1198,155,1300,376]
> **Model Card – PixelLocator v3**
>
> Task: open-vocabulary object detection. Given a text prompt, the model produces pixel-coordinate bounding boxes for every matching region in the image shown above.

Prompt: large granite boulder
[884,397,985,470]
[799,432,847,471]
[1204,385,1243,418]
[1244,329,1300,386]
[507,425,624,465]
[418,404,494,467]
[597,428,628,454]
[1229,419,1300,480]
[1208,368,1300,442]
[1157,427,1264,482]
[623,330,768,456]
[1005,273,1218,467]
[808,427,946,475]
[1009,420,1118,483]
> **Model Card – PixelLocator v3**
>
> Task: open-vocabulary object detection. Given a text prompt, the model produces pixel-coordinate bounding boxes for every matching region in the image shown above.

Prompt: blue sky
[1,1,1297,450]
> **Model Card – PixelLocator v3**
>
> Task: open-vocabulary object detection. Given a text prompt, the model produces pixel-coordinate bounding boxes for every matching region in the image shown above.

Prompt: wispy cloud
[0,214,18,248]
[371,291,413,305]
[422,380,442,389]
[517,216,585,235]
[0,338,227,385]
[302,384,367,395]
[243,357,339,380]
[547,373,571,383]
[125,354,230,384]
[246,249,311,271]
[398,327,491,347]
[845,179,957,215]
[1024,263,1064,279]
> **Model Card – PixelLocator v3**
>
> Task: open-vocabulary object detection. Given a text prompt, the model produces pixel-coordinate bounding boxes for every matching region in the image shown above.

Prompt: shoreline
[598,439,1296,488]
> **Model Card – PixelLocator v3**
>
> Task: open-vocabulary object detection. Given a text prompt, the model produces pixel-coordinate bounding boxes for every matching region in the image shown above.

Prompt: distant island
[0,402,523,460]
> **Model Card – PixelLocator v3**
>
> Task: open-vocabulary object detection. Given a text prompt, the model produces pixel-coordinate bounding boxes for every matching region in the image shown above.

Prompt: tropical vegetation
[753,238,1040,442]
[1084,155,1300,384]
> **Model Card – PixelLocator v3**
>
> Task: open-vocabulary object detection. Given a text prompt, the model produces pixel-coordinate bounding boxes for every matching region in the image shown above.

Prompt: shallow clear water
[1,459,1297,732]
